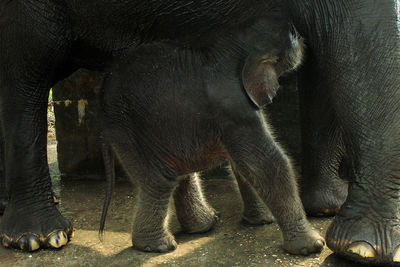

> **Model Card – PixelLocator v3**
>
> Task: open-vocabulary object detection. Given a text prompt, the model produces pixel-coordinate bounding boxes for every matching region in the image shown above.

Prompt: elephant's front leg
[297,55,348,217]
[0,3,73,250]
[324,68,400,263]
[0,89,73,251]
[173,173,218,234]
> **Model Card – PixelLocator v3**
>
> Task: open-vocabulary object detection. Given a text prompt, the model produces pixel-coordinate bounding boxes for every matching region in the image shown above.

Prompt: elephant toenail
[1,235,10,247]
[393,247,400,262]
[18,236,28,251]
[144,246,152,252]
[61,231,67,240]
[29,238,40,251]
[18,236,40,252]
[59,232,68,246]
[347,242,375,258]
[48,231,68,248]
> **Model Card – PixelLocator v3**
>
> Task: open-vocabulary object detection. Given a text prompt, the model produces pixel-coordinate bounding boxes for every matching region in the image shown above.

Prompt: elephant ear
[242,55,280,108]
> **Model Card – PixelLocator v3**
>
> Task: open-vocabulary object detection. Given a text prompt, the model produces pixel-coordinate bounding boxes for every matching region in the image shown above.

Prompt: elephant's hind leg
[174,173,218,234]
[298,53,347,217]
[132,175,178,252]
[234,170,275,225]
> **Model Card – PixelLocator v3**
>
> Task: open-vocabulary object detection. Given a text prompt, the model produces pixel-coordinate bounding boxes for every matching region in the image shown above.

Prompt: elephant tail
[99,136,115,241]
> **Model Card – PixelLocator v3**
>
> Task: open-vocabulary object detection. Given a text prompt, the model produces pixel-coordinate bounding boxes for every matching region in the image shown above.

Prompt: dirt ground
[0,142,366,267]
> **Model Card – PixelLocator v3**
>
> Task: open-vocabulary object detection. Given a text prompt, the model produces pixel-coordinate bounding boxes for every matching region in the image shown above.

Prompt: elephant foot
[0,199,73,251]
[301,178,347,217]
[174,174,218,234]
[242,205,275,225]
[132,231,177,253]
[283,226,325,255]
[326,213,400,265]
[177,205,218,234]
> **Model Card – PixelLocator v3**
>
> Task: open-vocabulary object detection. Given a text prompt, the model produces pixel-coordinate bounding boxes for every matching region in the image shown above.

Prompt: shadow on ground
[0,143,367,267]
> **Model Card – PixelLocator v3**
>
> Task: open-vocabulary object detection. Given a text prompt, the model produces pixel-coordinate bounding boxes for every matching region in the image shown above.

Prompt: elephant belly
[164,140,228,175]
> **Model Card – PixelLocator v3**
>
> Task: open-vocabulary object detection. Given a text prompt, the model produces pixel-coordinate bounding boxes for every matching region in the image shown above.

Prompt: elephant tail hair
[99,137,115,241]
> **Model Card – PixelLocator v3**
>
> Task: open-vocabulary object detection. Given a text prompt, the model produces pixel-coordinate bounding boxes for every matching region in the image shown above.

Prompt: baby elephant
[99,17,324,255]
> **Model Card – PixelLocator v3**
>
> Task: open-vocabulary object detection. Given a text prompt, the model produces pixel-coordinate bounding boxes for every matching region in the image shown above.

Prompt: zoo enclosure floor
[0,142,362,267]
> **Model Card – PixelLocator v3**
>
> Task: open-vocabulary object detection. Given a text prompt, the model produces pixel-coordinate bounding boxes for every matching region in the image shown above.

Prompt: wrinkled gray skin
[290,1,400,265]
[98,17,325,254]
[298,56,348,217]
[1,0,400,265]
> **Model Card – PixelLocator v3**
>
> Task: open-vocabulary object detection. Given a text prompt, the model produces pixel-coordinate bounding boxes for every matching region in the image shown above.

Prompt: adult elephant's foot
[242,203,275,225]
[132,231,177,253]
[0,199,73,251]
[301,177,348,217]
[326,191,400,265]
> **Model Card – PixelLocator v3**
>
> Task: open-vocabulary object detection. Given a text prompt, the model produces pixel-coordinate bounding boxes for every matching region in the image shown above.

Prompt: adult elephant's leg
[291,2,400,264]
[298,55,348,216]
[0,85,73,251]
[233,170,275,225]
[173,173,218,234]
[0,2,73,251]
[325,63,400,262]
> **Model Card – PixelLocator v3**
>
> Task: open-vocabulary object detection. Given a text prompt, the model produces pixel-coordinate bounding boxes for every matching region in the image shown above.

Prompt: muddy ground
[0,142,366,267]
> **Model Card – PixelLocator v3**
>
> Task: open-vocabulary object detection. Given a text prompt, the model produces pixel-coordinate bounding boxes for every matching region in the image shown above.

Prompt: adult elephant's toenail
[61,231,67,240]
[1,235,11,248]
[18,236,40,252]
[157,244,168,252]
[347,242,376,258]
[393,246,400,262]
[48,231,68,248]
[29,237,40,251]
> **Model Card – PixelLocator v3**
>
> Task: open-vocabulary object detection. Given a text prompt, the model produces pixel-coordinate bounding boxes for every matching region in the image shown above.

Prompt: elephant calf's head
[240,19,304,108]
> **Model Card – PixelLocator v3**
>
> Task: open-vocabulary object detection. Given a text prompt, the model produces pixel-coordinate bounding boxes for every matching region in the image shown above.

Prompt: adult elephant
[0,0,399,265]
